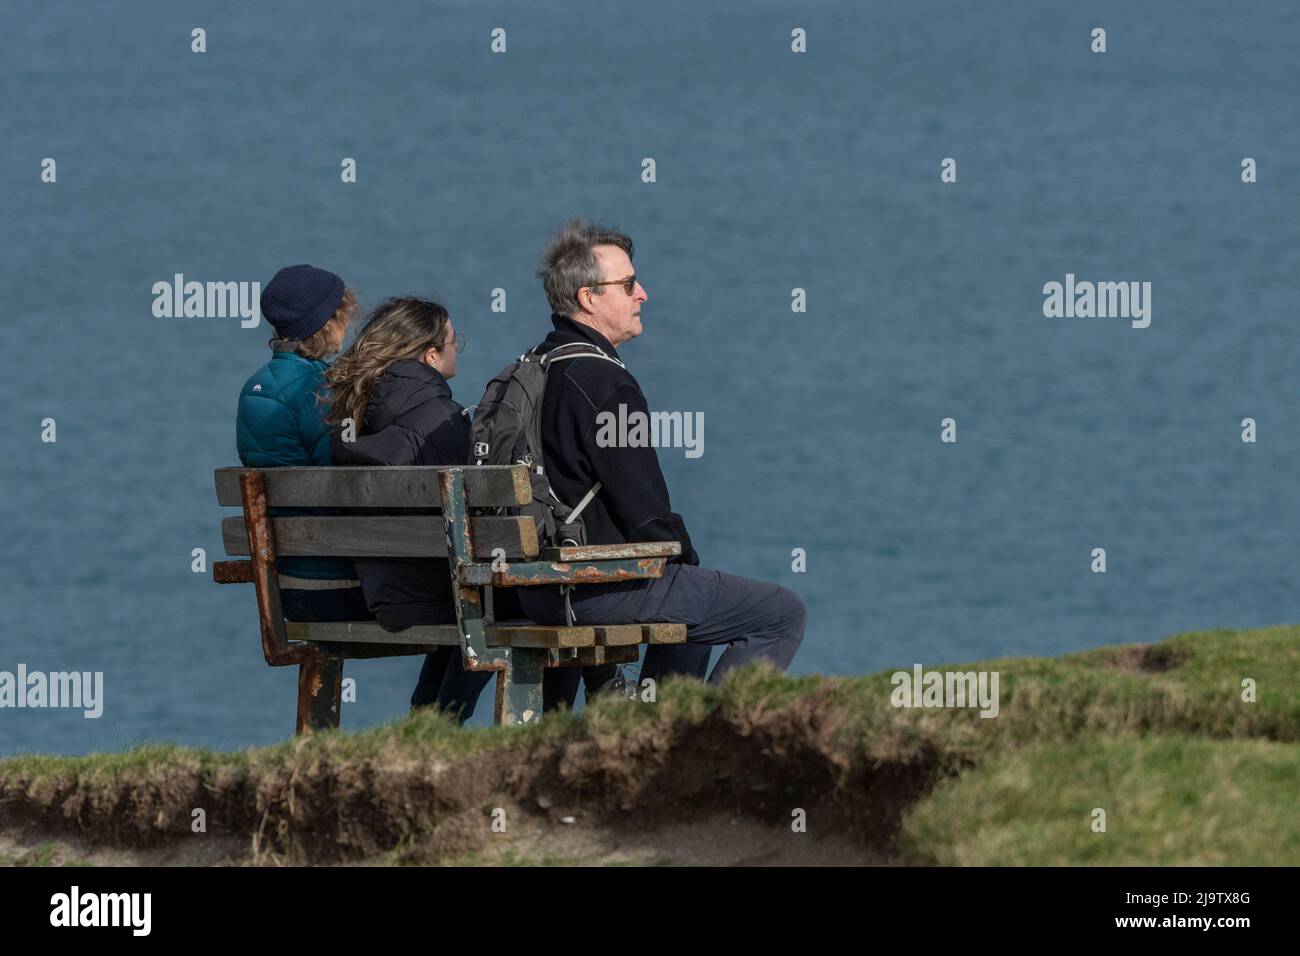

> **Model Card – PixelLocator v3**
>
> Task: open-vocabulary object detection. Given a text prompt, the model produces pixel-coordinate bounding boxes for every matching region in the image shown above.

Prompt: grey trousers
[517,563,805,684]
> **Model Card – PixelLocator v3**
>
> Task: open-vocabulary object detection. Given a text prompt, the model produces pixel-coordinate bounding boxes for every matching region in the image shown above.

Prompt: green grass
[2,623,1296,865]
[0,842,96,867]
[901,736,1300,865]
[7,624,1294,776]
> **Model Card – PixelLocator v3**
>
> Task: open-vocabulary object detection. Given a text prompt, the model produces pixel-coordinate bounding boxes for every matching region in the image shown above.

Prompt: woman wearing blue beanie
[235,264,372,623]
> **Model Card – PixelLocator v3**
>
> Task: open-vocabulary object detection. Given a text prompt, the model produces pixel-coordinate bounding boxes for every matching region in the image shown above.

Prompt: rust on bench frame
[235,469,343,736]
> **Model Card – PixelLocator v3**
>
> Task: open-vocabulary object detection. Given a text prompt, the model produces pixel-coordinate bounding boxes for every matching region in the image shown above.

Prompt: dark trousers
[411,650,491,720]
[280,586,373,622]
[517,564,806,685]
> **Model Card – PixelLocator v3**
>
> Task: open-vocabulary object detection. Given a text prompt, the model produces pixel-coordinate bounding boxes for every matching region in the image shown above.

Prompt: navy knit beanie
[260,264,346,340]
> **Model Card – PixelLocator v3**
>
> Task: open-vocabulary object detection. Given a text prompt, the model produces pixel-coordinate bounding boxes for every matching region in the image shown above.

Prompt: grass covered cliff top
[2,624,1297,866]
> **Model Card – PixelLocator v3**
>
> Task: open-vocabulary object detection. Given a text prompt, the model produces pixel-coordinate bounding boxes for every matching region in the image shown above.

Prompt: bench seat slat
[222,515,538,559]
[593,624,643,646]
[278,640,643,667]
[547,645,640,667]
[303,641,442,659]
[285,621,598,648]
[643,623,687,644]
[285,621,463,645]
[215,465,530,509]
[497,626,597,648]
[282,620,685,648]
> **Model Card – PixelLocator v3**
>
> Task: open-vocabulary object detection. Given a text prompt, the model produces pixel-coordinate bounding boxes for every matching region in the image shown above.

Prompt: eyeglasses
[585,273,637,296]
[436,332,467,353]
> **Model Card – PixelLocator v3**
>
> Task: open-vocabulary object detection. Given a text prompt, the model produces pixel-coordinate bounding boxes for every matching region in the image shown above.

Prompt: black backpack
[469,341,626,550]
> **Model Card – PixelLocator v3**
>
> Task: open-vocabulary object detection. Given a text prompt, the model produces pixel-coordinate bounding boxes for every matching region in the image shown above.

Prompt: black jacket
[535,314,699,565]
[330,360,470,630]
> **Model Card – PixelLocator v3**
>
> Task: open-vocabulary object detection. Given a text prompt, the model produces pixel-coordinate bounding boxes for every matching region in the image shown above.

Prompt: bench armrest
[538,542,681,562]
[457,556,670,587]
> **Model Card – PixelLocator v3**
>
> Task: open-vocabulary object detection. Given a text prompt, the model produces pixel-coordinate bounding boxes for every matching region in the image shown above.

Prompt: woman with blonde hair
[236,264,370,623]
[326,296,489,720]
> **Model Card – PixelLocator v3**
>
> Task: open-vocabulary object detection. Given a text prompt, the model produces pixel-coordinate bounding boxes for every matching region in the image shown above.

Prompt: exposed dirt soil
[1098,643,1192,674]
[0,694,939,866]
[0,811,886,867]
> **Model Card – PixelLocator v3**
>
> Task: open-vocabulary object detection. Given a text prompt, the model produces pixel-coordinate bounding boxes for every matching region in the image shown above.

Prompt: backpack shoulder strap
[539,340,626,371]
[526,340,620,510]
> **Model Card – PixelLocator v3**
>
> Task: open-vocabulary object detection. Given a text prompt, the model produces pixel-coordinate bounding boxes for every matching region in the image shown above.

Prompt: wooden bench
[212,464,685,735]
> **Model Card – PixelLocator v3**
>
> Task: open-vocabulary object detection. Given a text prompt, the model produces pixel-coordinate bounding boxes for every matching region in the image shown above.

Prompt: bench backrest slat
[220,515,538,559]
[214,465,530,509]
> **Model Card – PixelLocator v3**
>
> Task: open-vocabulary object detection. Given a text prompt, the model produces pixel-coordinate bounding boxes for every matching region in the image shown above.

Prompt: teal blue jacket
[236,347,354,581]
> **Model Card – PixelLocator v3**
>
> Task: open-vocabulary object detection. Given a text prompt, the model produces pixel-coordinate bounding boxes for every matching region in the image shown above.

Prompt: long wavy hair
[323,297,452,428]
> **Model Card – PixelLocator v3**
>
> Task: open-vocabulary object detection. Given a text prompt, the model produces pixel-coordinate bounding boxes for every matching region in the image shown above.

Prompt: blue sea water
[2,0,1298,755]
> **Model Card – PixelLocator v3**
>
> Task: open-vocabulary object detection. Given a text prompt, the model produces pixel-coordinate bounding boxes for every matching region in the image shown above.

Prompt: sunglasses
[586,273,638,296]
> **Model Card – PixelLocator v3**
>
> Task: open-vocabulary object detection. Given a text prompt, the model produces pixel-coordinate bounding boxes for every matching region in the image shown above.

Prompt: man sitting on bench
[513,219,805,689]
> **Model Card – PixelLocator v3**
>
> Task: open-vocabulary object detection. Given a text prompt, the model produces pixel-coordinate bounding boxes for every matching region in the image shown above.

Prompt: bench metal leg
[296,653,343,735]
[494,647,544,726]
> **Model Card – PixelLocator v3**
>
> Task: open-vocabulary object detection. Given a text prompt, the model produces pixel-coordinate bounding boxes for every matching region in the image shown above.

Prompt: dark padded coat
[330,360,471,630]
[236,346,353,580]
[534,313,699,565]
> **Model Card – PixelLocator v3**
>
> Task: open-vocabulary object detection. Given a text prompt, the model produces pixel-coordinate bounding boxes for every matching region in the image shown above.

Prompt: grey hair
[537,219,634,316]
